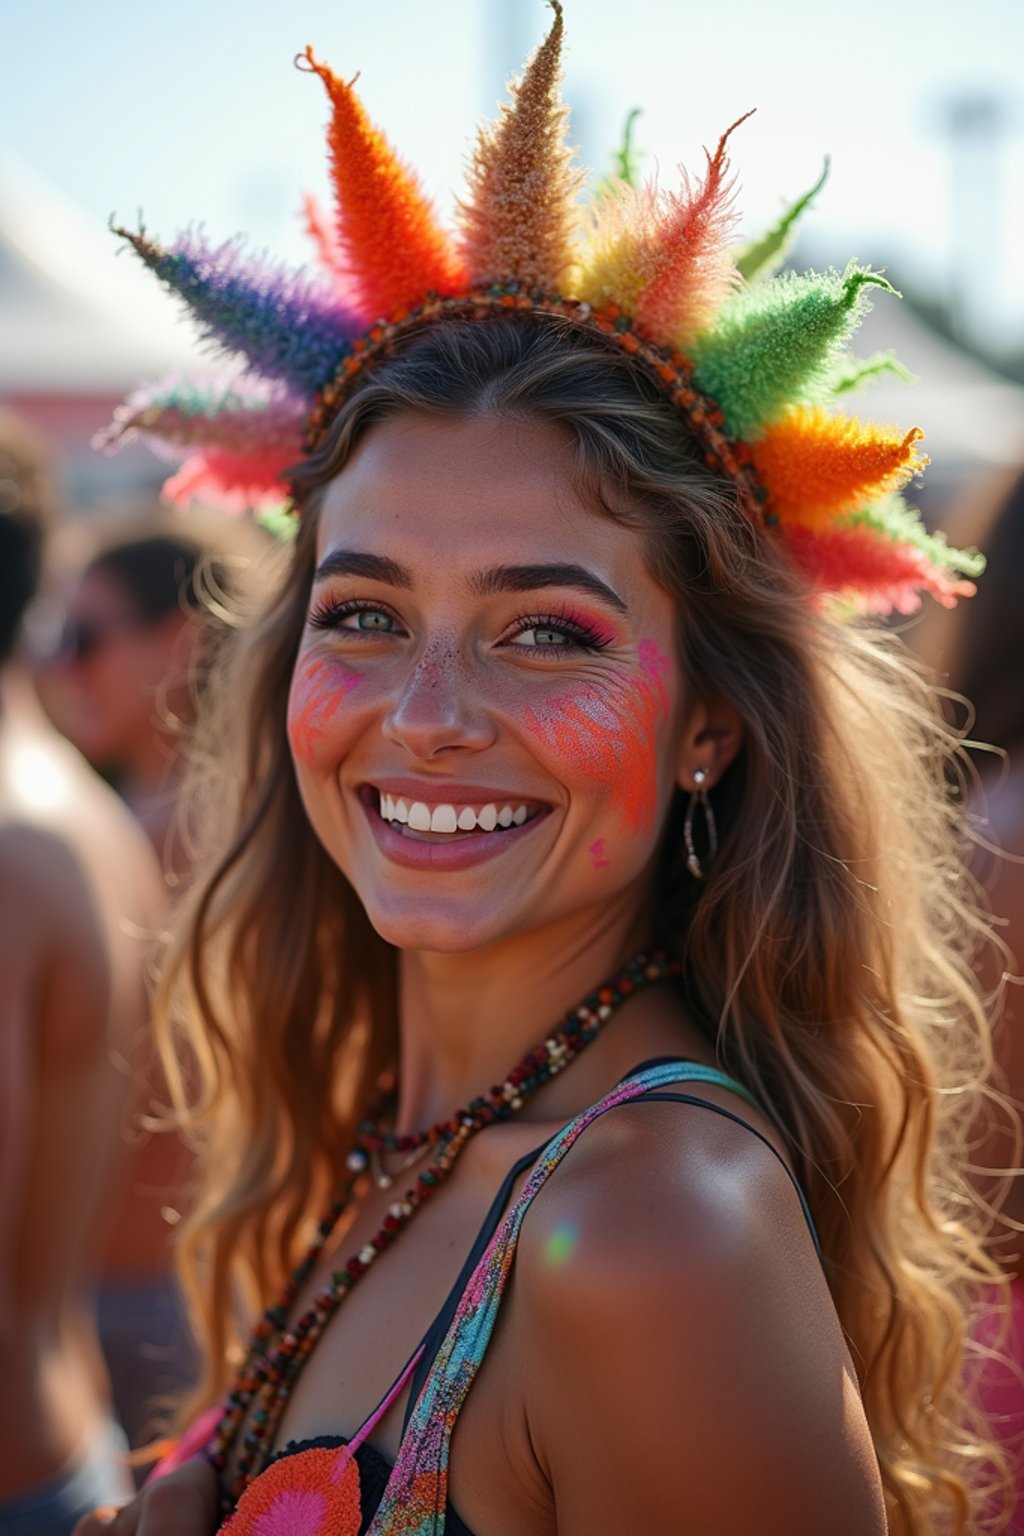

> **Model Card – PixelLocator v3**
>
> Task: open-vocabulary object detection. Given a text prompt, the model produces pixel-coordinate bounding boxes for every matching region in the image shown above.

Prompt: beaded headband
[98,2,982,616]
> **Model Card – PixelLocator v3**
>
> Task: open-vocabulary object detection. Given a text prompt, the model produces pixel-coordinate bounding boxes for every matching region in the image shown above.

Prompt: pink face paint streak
[524,638,671,836]
[588,838,610,869]
[287,656,362,763]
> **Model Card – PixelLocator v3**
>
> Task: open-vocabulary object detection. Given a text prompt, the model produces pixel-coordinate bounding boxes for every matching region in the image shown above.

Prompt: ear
[675,694,744,793]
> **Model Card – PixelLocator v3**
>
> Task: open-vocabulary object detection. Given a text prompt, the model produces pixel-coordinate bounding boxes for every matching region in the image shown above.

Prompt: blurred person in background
[41,509,272,1462]
[0,409,164,1533]
[915,464,1024,1529]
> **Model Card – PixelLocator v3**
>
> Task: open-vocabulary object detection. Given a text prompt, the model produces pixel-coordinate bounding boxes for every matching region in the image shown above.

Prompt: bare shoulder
[515,1090,887,1535]
[518,1085,822,1326]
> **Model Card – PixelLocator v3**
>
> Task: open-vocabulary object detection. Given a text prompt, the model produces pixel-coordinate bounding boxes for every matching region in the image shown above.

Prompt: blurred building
[852,297,1024,520]
[0,154,203,509]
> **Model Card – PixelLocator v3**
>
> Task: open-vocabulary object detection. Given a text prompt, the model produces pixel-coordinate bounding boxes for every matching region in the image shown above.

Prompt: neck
[393,890,657,1134]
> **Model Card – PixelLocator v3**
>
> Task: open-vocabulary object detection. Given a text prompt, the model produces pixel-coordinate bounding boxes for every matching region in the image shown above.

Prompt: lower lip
[357,788,552,871]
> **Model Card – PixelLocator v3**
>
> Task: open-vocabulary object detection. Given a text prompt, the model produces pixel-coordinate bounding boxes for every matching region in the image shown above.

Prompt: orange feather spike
[459,0,584,291]
[302,47,466,321]
[751,406,928,525]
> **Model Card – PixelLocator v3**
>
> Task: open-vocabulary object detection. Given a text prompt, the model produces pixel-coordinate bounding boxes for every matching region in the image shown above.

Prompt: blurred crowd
[0,408,272,1530]
[1,401,1023,1530]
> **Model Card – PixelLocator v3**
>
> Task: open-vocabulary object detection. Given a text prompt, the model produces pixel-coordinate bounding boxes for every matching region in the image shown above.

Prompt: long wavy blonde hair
[157,315,1013,1534]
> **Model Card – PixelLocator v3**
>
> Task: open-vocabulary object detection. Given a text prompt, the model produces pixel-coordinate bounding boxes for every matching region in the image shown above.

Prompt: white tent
[852,297,1024,501]
[0,151,202,394]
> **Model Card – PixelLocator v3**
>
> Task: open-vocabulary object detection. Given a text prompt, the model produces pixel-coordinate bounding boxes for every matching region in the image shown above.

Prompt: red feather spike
[302,191,344,278]
[784,521,976,615]
[302,48,467,321]
[630,112,752,347]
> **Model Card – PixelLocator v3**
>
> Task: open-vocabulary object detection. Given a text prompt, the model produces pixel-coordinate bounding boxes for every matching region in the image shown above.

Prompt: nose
[380,643,498,760]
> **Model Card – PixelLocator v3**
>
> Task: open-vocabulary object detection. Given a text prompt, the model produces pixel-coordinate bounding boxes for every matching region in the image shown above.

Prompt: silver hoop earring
[684,768,718,881]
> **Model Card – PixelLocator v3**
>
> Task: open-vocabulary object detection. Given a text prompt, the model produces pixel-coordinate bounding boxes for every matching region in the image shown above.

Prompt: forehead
[316,412,651,593]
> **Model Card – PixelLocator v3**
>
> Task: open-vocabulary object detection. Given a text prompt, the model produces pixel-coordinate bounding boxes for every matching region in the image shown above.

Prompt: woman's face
[47,566,192,770]
[287,411,701,954]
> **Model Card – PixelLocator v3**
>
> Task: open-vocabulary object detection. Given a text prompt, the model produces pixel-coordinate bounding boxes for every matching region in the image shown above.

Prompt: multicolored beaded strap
[365,1060,759,1534]
[204,950,683,1511]
[305,288,765,523]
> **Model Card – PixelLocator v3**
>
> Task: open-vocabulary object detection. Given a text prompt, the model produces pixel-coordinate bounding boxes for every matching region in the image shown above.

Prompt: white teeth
[375,791,539,836]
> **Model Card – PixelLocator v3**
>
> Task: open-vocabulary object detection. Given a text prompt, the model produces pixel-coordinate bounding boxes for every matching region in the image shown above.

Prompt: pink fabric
[146,1403,222,1483]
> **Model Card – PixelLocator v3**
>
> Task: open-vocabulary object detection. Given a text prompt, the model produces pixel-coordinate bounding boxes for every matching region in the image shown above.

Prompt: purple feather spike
[113,224,362,396]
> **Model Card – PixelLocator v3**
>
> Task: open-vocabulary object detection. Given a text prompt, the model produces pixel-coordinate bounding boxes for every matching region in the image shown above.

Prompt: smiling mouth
[360,785,550,840]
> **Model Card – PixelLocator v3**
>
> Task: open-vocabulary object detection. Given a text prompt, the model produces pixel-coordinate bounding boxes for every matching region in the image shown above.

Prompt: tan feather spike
[458,1,584,291]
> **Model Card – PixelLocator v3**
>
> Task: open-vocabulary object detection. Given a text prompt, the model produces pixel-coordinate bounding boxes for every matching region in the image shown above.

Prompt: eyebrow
[312,549,629,614]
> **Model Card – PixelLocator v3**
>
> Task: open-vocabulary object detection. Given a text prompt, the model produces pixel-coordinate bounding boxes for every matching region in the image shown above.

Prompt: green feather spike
[593,108,644,200]
[734,159,830,283]
[690,265,898,441]
[830,350,916,396]
[255,503,299,542]
[850,494,986,578]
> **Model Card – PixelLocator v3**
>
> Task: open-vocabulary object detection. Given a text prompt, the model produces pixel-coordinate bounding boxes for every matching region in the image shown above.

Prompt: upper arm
[0,825,112,1267]
[0,828,47,1286]
[519,1103,886,1536]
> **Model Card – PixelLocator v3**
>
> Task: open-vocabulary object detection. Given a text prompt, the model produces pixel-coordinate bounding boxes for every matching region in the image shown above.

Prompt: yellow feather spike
[459,1,585,291]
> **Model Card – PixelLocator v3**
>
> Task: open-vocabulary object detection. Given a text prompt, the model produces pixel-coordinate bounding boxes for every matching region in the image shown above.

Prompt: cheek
[522,638,672,836]
[287,655,363,766]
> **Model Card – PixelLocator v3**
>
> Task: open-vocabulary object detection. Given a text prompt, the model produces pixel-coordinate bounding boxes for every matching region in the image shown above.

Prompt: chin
[358,895,512,956]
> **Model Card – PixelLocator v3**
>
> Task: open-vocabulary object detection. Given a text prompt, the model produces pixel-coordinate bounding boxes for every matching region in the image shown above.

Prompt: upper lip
[361,777,552,805]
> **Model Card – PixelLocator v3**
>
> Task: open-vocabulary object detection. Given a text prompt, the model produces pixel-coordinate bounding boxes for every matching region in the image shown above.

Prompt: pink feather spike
[580,113,750,349]
[163,447,295,514]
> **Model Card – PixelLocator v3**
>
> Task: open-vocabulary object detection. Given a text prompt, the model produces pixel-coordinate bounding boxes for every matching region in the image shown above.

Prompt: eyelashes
[307,596,615,654]
[509,609,615,652]
[309,596,393,633]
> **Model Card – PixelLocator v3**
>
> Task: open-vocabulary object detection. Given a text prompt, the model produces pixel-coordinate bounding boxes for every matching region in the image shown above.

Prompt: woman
[47,510,269,878]
[76,9,1008,1533]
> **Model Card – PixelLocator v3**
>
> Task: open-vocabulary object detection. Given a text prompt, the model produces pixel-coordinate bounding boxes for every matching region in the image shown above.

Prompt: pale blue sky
[3,0,1023,349]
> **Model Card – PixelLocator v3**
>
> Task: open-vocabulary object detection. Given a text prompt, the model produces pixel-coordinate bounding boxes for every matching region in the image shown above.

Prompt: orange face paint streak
[588,838,609,869]
[287,656,362,763]
[524,639,671,836]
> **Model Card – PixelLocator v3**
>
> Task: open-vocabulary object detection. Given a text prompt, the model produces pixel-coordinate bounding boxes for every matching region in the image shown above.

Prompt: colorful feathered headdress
[98,2,982,615]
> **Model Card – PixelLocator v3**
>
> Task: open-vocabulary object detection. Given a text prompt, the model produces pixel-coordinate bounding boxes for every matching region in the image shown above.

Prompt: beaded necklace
[206,949,681,1508]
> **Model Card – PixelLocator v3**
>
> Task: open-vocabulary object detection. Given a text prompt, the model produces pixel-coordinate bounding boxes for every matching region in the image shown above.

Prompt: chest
[238,1126,557,1536]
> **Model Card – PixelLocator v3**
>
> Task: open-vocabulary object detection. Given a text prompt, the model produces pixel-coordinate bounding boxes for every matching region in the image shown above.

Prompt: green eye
[524,627,570,646]
[354,609,393,631]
